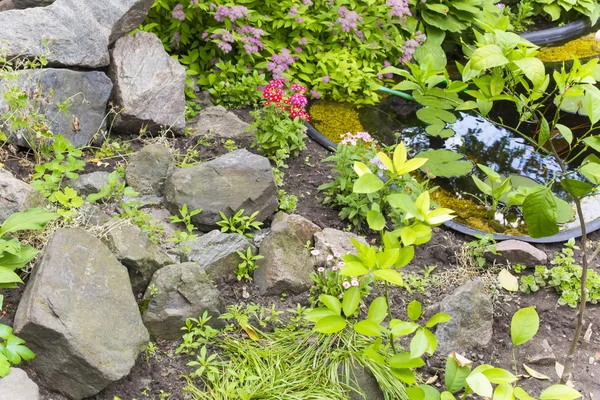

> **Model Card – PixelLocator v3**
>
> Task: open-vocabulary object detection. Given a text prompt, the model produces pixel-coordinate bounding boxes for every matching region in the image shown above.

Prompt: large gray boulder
[102,222,174,294]
[181,230,256,280]
[187,105,253,140]
[13,228,149,399]
[435,278,494,355]
[13,0,52,8]
[165,149,278,231]
[0,168,47,224]
[0,368,40,400]
[141,262,226,339]
[0,0,153,68]
[125,144,175,195]
[0,0,14,11]
[110,32,186,136]
[0,69,113,148]
[254,214,317,295]
[64,171,111,197]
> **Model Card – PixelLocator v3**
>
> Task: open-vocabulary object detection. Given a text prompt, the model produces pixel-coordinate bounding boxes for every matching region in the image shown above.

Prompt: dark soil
[1,133,599,399]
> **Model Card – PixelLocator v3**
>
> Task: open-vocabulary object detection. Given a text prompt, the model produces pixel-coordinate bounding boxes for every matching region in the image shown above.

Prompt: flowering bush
[138,0,429,106]
[248,80,309,159]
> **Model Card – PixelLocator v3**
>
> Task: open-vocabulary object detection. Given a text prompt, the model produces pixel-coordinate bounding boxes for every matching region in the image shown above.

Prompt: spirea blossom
[387,0,411,20]
[399,31,426,64]
[267,49,295,79]
[172,3,186,21]
[322,75,330,84]
[340,131,374,145]
[213,4,248,22]
[336,6,363,36]
[298,37,308,46]
[289,6,298,16]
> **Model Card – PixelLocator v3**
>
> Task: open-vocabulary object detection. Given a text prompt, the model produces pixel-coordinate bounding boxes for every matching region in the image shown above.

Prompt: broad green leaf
[539,117,550,147]
[466,372,493,398]
[390,320,420,336]
[512,58,546,87]
[353,320,382,337]
[373,269,404,286]
[313,315,347,334]
[416,107,457,126]
[511,306,539,346]
[353,162,372,177]
[539,385,582,399]
[514,387,536,400]
[494,383,514,400]
[482,368,517,384]
[410,328,429,358]
[377,248,399,269]
[376,152,394,172]
[418,149,473,178]
[0,268,22,286]
[522,188,559,238]
[353,173,384,194]
[425,208,455,225]
[396,158,429,176]
[367,209,386,231]
[555,197,575,224]
[425,122,456,138]
[581,161,600,184]
[395,245,415,268]
[0,323,12,339]
[400,226,417,246]
[0,244,39,271]
[388,352,426,369]
[471,45,509,70]
[426,312,452,328]
[418,384,442,400]
[340,261,370,276]
[498,269,519,292]
[473,176,492,196]
[441,392,456,400]
[393,142,407,170]
[445,355,471,393]
[583,136,600,153]
[0,208,58,236]
[342,287,361,317]
[367,297,388,324]
[386,194,422,218]
[3,335,35,365]
[478,164,501,181]
[406,387,426,400]
[304,308,337,322]
[424,328,438,354]
[392,367,416,385]
[0,356,10,378]
[407,300,422,321]
[555,124,573,145]
[320,295,341,315]
[561,179,594,198]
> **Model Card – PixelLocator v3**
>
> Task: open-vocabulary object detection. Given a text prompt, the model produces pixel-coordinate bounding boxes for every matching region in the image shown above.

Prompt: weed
[216,209,262,238]
[235,247,263,281]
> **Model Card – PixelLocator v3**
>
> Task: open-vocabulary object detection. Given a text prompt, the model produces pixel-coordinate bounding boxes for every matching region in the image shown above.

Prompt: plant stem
[384,281,397,354]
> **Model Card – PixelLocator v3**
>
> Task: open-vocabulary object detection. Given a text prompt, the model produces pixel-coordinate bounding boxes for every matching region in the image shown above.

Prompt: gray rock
[0,168,47,224]
[181,230,256,280]
[102,222,174,293]
[486,239,548,267]
[254,215,315,295]
[165,149,278,231]
[0,0,153,68]
[13,228,149,399]
[0,368,39,400]
[435,278,494,355]
[0,69,112,148]
[110,32,186,135]
[524,338,556,365]
[0,0,14,11]
[271,212,321,243]
[187,106,253,140]
[313,228,368,265]
[78,203,110,226]
[125,144,175,195]
[192,91,214,109]
[13,0,52,8]
[65,171,111,196]
[141,262,225,339]
[339,362,384,400]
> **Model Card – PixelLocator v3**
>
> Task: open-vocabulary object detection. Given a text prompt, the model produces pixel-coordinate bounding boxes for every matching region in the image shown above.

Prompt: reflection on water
[356,96,600,230]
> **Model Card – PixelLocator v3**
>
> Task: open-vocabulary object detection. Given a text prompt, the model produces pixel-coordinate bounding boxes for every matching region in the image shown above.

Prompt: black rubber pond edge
[305,122,600,243]
[519,19,598,46]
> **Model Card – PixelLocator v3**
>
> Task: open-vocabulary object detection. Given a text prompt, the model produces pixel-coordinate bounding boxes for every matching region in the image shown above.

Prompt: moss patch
[537,34,600,63]
[310,101,365,143]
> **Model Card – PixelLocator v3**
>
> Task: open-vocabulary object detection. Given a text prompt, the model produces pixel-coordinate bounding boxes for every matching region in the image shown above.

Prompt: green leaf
[0,208,58,236]
[471,45,509,70]
[482,368,517,384]
[367,209,386,231]
[539,117,550,147]
[405,387,426,400]
[584,136,600,153]
[320,295,341,315]
[555,124,573,145]
[466,372,493,398]
[511,306,539,346]
[392,367,417,385]
[426,312,452,328]
[522,188,559,238]
[0,268,23,286]
[498,269,519,292]
[561,179,594,198]
[340,261,370,276]
[0,323,13,339]
[418,149,473,178]
[367,297,388,324]
[386,194,421,218]
[441,392,456,400]
[376,248,399,269]
[539,385,582,400]
[410,328,429,358]
[353,320,382,337]
[445,355,471,393]
[390,320,420,336]
[581,161,600,184]
[389,352,426,369]
[512,58,546,87]
[418,385,441,400]
[373,269,404,286]
[342,287,361,317]
[3,335,35,364]
[353,173,384,194]
[304,308,338,323]
[313,315,347,334]
[494,383,514,400]
[395,245,415,268]
[407,300,422,321]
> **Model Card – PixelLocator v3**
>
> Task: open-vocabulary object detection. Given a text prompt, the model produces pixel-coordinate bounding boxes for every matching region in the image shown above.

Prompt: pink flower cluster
[262,80,310,121]
[399,31,426,64]
[212,4,248,22]
[387,0,411,20]
[172,3,186,21]
[289,6,298,16]
[336,6,363,34]
[211,29,235,53]
[237,25,265,54]
[267,49,295,79]
[340,131,374,146]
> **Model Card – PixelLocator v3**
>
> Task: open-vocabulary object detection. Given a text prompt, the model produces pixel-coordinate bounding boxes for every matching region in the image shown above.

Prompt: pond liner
[519,19,598,46]
[305,122,600,244]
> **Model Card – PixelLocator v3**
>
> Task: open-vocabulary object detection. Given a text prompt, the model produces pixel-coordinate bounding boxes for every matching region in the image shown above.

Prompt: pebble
[589,357,595,365]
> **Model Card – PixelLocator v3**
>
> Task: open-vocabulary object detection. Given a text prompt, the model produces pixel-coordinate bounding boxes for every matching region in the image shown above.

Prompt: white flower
[310,249,320,256]
[595,30,600,42]
[342,281,351,289]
